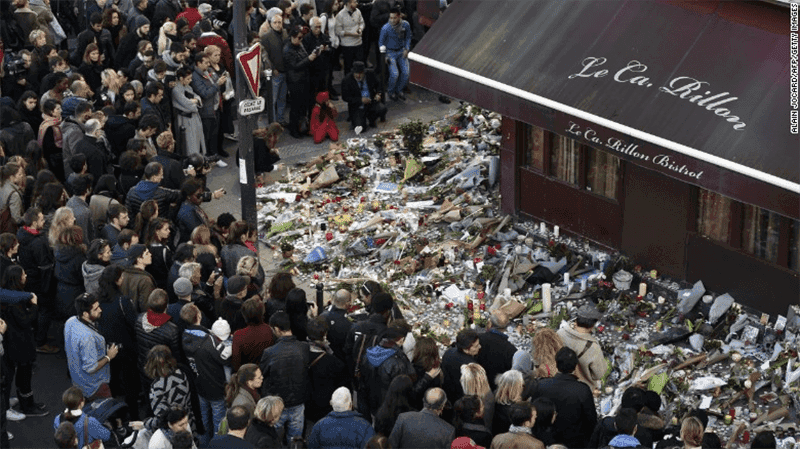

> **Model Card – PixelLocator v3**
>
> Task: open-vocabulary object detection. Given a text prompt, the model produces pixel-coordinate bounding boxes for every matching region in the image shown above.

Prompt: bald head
[333,289,351,308]
[423,388,447,412]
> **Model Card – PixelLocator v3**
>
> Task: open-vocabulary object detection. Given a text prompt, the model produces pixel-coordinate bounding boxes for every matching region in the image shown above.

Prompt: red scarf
[22,226,39,235]
[146,310,172,327]
[244,240,257,252]
[38,116,63,148]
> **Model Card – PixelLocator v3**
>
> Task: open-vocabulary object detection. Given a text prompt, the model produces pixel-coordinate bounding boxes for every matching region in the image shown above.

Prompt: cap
[227,275,250,295]
[211,317,231,340]
[61,97,86,118]
[577,304,603,321]
[352,61,366,73]
[173,278,193,297]
[371,292,394,314]
[316,91,329,104]
[132,15,150,32]
[127,244,147,261]
[451,437,484,449]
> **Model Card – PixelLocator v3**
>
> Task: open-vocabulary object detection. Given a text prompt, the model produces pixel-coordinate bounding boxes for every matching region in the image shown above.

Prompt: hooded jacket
[125,179,182,217]
[54,245,87,317]
[81,261,106,296]
[361,340,414,417]
[135,310,183,371]
[183,324,227,400]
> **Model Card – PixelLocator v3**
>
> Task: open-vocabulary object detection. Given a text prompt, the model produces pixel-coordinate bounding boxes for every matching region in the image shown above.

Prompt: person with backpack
[358,326,415,419]
[343,292,394,383]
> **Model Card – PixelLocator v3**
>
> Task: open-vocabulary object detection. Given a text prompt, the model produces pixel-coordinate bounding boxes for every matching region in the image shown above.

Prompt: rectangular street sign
[239,97,265,116]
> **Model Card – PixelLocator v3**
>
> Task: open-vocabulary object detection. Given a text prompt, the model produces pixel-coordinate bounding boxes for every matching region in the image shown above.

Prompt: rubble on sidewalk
[254,104,799,448]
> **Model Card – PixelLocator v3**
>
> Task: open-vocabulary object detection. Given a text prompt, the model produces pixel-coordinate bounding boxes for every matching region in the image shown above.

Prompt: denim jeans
[198,396,226,446]
[275,404,304,442]
[385,50,409,95]
[272,73,287,123]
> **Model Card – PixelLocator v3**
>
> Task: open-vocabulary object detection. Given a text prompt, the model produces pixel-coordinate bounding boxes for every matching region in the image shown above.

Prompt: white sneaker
[216,160,228,168]
[6,408,25,421]
[7,431,12,440]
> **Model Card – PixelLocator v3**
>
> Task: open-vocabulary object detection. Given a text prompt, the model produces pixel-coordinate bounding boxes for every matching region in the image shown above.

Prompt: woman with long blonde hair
[157,21,177,55]
[531,328,564,378]
[492,370,525,436]
[460,363,495,430]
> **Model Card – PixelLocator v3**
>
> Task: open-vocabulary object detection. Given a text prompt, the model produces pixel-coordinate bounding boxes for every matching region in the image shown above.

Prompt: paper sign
[239,158,247,183]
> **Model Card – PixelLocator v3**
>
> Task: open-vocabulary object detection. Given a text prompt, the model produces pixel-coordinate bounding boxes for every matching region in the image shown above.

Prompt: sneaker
[7,431,12,440]
[215,160,228,168]
[6,409,25,421]
[224,133,238,141]
[36,344,59,354]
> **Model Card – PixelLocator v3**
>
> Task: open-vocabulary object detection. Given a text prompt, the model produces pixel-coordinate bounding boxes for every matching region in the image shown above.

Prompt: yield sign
[236,43,261,97]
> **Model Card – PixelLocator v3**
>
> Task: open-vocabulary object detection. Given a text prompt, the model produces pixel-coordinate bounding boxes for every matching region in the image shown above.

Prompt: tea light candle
[542,283,552,312]
[657,296,665,304]
[580,279,587,292]
[553,226,560,238]
[564,273,570,285]
[639,282,647,297]
[539,222,546,234]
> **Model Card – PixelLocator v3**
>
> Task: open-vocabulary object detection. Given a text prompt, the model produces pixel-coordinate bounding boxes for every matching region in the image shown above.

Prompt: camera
[207,9,227,30]
[3,56,27,77]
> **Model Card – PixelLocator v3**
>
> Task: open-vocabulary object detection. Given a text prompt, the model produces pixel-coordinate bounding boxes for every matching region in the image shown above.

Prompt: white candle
[581,279,587,292]
[639,282,647,297]
[542,283,552,312]
[564,273,570,285]
[554,226,560,237]
[540,222,546,234]
[658,296,665,304]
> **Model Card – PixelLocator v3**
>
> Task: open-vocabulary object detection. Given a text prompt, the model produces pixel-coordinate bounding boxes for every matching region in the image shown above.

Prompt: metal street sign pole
[233,1,258,231]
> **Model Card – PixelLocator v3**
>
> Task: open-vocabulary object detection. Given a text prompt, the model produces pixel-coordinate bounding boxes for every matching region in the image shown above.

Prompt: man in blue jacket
[307,387,374,449]
[378,6,411,101]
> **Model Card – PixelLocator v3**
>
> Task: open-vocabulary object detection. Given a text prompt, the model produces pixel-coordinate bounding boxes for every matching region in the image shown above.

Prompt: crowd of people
[0,0,785,448]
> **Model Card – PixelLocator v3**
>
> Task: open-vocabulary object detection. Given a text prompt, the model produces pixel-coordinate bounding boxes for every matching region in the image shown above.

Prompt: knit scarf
[508,425,532,434]
[146,310,171,327]
[23,226,39,235]
[38,116,63,148]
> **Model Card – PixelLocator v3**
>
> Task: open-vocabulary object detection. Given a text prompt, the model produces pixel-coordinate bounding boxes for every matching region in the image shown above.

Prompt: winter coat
[307,410,375,449]
[492,402,515,437]
[97,291,138,351]
[231,323,274,371]
[343,313,387,375]
[411,363,443,410]
[104,114,137,156]
[171,82,206,157]
[219,295,246,333]
[388,409,454,449]
[126,179,183,218]
[182,324,227,400]
[558,324,608,389]
[320,305,352,363]
[260,27,287,72]
[75,135,112,182]
[458,421,493,448]
[190,67,219,118]
[176,201,208,244]
[54,245,87,318]
[61,118,86,176]
[307,343,348,423]
[16,226,54,297]
[259,335,311,407]
[82,262,106,296]
[531,372,597,449]
[476,329,517,391]
[151,151,186,190]
[244,418,282,448]
[145,369,195,432]
[283,41,311,84]
[146,243,172,291]
[0,181,24,225]
[490,430,546,449]
[1,300,37,363]
[120,266,156,313]
[135,311,183,373]
[440,347,476,404]
[231,387,259,416]
[360,343,415,417]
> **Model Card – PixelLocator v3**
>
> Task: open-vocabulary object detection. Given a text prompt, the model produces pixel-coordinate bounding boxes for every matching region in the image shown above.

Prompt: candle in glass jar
[554,226,560,238]
[581,279,587,292]
[639,282,647,297]
[540,222,546,234]
[542,283,552,312]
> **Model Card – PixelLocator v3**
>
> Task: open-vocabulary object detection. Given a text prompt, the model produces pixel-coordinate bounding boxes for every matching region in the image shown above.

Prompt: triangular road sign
[236,43,261,97]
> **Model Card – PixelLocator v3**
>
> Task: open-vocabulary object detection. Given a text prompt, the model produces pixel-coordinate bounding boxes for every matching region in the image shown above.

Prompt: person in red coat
[195,19,233,73]
[310,91,339,144]
[176,0,202,29]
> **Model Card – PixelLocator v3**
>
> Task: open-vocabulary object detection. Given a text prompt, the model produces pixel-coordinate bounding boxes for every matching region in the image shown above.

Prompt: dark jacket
[76,135,112,182]
[344,313,387,376]
[441,347,475,404]
[125,179,183,217]
[151,151,185,190]
[219,295,246,333]
[183,324,227,400]
[532,372,597,449]
[97,291,138,351]
[104,114,137,157]
[135,311,183,371]
[261,27,287,72]
[16,226,53,297]
[120,266,156,313]
[589,414,657,449]
[476,329,517,391]
[146,243,172,291]
[259,335,311,407]
[1,301,37,363]
[283,41,311,84]
[190,67,219,118]
[244,418,282,449]
[341,70,381,110]
[320,305,352,363]
[388,409,455,449]
[307,410,375,449]
[492,402,514,437]
[220,243,264,283]
[360,341,415,417]
[54,246,87,318]
[307,343,348,423]
[176,201,208,244]
[459,422,493,448]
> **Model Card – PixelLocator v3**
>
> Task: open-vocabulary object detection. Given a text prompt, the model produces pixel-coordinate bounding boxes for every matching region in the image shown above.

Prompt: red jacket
[231,323,274,371]
[176,8,202,29]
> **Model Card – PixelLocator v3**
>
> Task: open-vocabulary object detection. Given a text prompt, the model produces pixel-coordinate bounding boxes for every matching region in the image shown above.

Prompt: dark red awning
[410,0,800,219]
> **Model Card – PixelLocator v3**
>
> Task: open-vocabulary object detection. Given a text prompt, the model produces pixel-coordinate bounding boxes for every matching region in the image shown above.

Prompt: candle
[554,226,560,237]
[639,282,647,297]
[581,279,587,292]
[540,222,546,234]
[564,273,570,285]
[542,283,552,312]
[658,296,665,304]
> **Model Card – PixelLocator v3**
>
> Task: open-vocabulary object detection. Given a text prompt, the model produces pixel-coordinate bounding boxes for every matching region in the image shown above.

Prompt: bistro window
[697,190,732,243]
[789,220,799,272]
[524,124,620,201]
[742,205,781,264]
